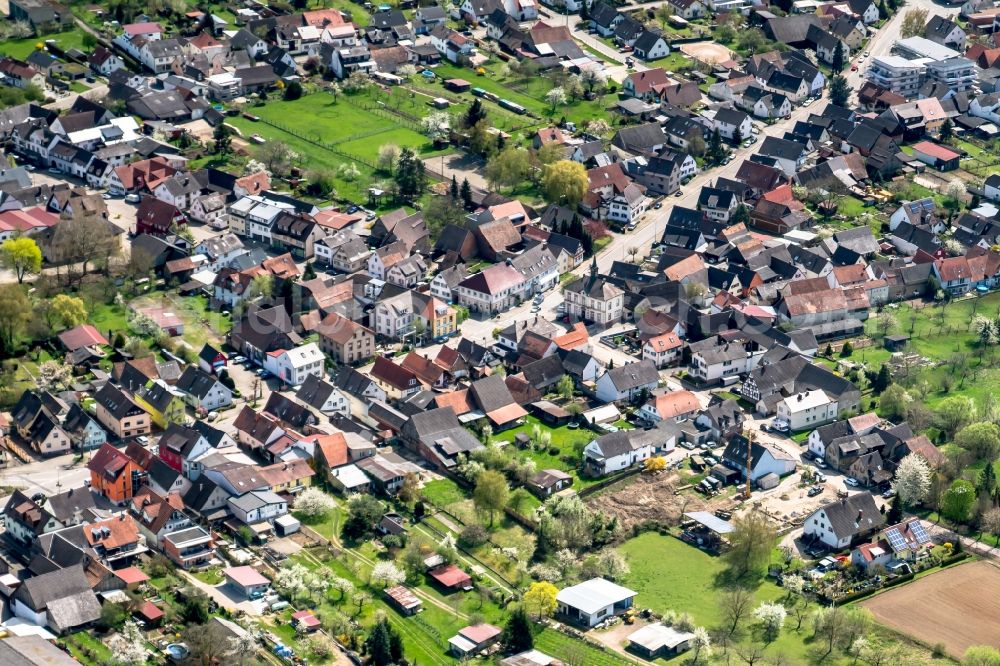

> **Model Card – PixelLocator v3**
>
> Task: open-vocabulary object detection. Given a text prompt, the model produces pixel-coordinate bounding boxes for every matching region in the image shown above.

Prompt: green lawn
[421,478,469,509]
[432,63,614,127]
[0,28,89,60]
[227,91,449,207]
[535,628,637,666]
[617,533,942,664]
[861,292,1000,409]
[496,416,600,489]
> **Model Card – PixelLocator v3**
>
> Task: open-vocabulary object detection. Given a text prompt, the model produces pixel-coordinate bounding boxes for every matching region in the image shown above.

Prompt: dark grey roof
[604,359,659,391]
[815,491,884,539]
[176,365,222,400]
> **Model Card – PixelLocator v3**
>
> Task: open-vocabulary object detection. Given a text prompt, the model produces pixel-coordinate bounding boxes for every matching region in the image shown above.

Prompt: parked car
[882,488,895,499]
[807,485,823,497]
[845,477,860,487]
[770,419,790,433]
[125,193,140,203]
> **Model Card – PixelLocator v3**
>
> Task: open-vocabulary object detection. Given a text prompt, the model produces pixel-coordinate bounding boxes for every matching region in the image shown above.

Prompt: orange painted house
[87,443,147,505]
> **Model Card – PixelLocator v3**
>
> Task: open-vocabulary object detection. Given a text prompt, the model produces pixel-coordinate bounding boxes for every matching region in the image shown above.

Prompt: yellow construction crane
[743,427,756,500]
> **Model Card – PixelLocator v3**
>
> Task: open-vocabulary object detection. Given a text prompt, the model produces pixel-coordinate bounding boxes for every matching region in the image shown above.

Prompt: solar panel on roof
[886,528,907,552]
[909,521,931,545]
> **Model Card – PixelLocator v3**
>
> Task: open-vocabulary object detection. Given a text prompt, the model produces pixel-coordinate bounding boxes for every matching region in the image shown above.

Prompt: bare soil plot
[586,471,707,530]
[679,42,734,64]
[861,560,1000,659]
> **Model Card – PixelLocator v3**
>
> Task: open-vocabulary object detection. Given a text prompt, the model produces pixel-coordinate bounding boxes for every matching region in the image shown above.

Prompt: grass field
[615,532,944,665]
[432,63,613,126]
[0,28,89,60]
[496,416,600,489]
[862,291,1000,409]
[535,628,637,666]
[862,561,1000,659]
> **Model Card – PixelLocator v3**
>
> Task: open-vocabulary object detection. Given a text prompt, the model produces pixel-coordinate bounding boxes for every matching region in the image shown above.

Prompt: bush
[931,643,947,658]
[547,446,560,456]
[459,524,489,548]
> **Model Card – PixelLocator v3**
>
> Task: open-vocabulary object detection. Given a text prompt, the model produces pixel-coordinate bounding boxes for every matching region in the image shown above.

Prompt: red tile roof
[428,564,472,588]
[58,324,109,351]
[912,140,961,162]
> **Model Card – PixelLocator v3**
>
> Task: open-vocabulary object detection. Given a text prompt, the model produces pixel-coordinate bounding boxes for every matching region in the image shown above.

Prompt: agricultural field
[862,561,1000,659]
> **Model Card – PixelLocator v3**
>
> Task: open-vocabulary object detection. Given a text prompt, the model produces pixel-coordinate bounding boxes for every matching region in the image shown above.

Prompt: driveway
[181,570,270,616]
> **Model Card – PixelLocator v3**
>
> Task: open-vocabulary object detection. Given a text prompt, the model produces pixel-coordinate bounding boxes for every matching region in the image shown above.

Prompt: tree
[597,549,630,581]
[720,586,754,637]
[983,507,1000,545]
[284,79,303,100]
[688,135,707,158]
[0,284,32,354]
[723,510,777,579]
[644,456,667,472]
[274,563,310,600]
[229,631,258,666]
[580,68,606,96]
[541,160,588,206]
[460,178,473,209]
[501,606,534,653]
[212,123,232,155]
[257,140,295,177]
[180,587,210,624]
[294,487,335,520]
[942,479,977,523]
[343,494,383,538]
[421,111,451,144]
[879,384,912,421]
[831,39,846,72]
[377,144,401,174]
[708,128,726,164]
[964,646,1000,666]
[523,581,558,620]
[49,294,87,329]
[0,237,41,283]
[893,454,931,507]
[50,211,118,280]
[423,193,466,235]
[813,606,847,656]
[365,617,403,666]
[370,561,405,588]
[545,86,567,112]
[901,8,928,38]
[394,147,426,200]
[936,396,976,438]
[556,374,574,400]
[878,0,889,19]
[829,75,850,107]
[248,273,273,301]
[955,422,1000,459]
[753,602,786,642]
[109,620,147,665]
[464,98,486,128]
[941,118,954,140]
[485,147,532,192]
[474,469,509,527]
[184,621,230,666]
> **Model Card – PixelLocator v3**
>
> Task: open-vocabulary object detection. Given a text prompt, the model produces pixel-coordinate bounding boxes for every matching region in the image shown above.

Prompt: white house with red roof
[642,331,684,368]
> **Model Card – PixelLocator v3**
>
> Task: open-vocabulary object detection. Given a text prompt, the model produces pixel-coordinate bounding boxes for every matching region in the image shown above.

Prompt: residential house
[595,360,660,403]
[803,492,885,549]
[93,384,151,440]
[263,342,325,387]
[175,366,233,412]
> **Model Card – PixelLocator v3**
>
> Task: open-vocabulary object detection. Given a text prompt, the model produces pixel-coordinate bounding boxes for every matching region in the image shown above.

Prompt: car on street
[863,50,870,57]
[125,193,140,203]
[102,193,112,199]
[674,190,683,197]
[347,205,359,213]
[845,477,860,487]
[136,436,149,445]
[851,64,858,71]
[807,486,823,497]
[232,355,246,363]
[653,201,662,209]
[23,164,35,171]
[813,459,826,468]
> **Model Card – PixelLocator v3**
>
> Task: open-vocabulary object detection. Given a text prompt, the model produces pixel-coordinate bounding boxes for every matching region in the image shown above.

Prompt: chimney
[856,510,863,525]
